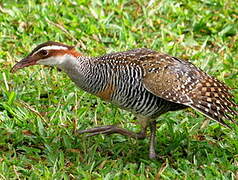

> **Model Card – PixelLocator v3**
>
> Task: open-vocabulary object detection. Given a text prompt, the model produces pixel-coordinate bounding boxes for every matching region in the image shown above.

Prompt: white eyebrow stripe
[32,45,68,55]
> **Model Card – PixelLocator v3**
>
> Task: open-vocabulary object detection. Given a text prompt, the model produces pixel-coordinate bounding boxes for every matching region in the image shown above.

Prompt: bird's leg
[78,116,151,139]
[78,125,147,139]
[149,121,157,159]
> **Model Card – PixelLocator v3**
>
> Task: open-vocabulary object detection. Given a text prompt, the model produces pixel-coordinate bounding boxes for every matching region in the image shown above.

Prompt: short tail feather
[189,76,238,128]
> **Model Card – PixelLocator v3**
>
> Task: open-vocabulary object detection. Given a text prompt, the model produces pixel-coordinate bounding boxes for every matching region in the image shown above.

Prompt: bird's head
[11,41,81,73]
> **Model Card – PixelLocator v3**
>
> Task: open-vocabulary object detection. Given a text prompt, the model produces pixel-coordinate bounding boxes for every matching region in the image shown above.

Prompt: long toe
[77,125,115,134]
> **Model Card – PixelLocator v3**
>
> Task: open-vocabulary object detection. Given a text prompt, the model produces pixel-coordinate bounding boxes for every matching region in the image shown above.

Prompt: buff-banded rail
[11,41,238,159]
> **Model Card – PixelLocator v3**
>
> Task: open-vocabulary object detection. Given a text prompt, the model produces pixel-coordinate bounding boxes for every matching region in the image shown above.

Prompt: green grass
[0,0,238,179]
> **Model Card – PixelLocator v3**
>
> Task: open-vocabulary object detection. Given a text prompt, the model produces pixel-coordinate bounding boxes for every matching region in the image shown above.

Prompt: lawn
[0,0,238,179]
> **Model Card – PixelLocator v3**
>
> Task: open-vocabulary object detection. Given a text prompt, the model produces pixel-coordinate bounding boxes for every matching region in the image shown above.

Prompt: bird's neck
[58,55,107,94]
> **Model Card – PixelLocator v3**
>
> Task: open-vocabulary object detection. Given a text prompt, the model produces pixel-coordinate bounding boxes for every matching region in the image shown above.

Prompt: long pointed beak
[11,56,37,73]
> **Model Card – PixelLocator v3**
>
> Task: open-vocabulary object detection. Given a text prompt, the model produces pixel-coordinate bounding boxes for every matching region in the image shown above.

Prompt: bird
[11,41,238,159]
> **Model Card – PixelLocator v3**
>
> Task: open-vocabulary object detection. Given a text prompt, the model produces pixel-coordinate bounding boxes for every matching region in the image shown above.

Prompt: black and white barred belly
[109,65,186,117]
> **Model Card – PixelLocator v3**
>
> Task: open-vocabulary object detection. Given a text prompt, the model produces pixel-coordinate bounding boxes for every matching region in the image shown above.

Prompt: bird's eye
[40,50,48,56]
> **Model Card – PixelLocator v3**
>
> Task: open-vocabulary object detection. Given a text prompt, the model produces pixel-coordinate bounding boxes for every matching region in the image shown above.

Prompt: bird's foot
[78,125,116,136]
[149,148,157,159]
[78,125,146,139]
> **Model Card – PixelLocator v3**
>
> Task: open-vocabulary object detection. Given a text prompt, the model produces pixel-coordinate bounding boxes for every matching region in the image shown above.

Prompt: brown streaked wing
[142,54,201,105]
[142,54,238,126]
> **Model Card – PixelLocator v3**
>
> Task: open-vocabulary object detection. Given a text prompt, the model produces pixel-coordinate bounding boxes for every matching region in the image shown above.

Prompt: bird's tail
[189,76,238,128]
